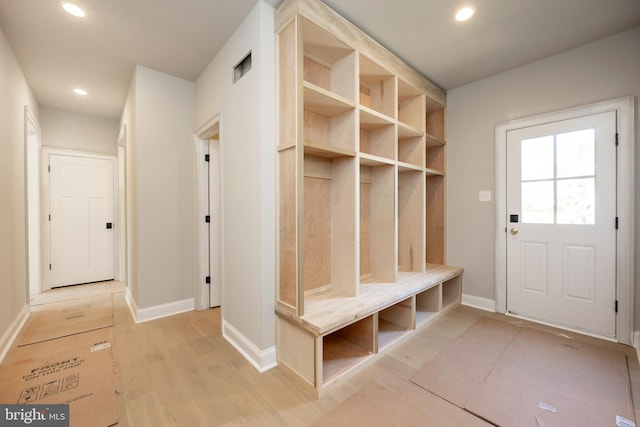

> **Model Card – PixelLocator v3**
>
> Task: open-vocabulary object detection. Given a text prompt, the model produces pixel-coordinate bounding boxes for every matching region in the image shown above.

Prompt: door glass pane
[557,129,595,178]
[521,136,554,180]
[557,178,595,224]
[522,181,554,224]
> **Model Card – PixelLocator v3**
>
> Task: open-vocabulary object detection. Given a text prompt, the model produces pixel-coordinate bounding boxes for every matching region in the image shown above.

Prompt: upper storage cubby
[302,18,356,102]
[426,98,445,175]
[302,19,357,156]
[398,79,425,133]
[359,55,396,119]
[426,98,446,146]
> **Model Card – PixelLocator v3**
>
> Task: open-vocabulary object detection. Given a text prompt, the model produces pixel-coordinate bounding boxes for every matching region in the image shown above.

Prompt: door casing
[495,97,635,344]
[194,113,223,311]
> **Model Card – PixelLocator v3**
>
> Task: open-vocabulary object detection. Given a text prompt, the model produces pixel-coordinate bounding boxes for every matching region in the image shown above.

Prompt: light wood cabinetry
[275,0,462,396]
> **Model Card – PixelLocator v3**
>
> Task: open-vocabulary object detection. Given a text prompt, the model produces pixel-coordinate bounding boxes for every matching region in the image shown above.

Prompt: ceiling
[1,0,639,120]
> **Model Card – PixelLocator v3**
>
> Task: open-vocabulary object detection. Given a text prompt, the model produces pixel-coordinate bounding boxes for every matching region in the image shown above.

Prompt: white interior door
[49,154,115,288]
[506,111,617,337]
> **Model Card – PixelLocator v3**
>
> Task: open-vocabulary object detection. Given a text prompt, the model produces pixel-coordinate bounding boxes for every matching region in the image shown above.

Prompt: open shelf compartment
[398,79,425,132]
[442,275,462,312]
[426,97,446,144]
[426,136,444,174]
[302,18,356,102]
[359,109,395,161]
[415,284,441,326]
[303,155,358,297]
[378,297,414,349]
[360,164,396,283]
[304,87,356,154]
[323,315,376,384]
[398,134,425,168]
[398,170,426,273]
[359,54,396,119]
[426,175,445,265]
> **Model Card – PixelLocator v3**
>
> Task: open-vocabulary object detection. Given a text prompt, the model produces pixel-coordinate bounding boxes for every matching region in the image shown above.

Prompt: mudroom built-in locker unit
[275,0,463,396]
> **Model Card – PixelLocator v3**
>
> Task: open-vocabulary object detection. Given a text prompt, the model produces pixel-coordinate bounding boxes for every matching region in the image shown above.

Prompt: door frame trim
[193,113,224,311]
[41,148,118,291]
[495,97,635,344]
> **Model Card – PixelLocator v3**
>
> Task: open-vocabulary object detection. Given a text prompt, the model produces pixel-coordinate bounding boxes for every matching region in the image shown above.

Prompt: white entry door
[48,154,115,288]
[506,111,617,337]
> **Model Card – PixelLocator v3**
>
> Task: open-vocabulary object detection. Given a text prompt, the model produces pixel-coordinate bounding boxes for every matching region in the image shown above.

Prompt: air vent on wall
[233,51,252,83]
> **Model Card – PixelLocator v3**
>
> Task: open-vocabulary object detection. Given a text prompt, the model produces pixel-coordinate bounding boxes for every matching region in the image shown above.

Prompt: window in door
[521,128,595,225]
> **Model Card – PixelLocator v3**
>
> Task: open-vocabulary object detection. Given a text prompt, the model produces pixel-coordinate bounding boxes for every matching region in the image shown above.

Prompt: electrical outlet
[479,190,492,202]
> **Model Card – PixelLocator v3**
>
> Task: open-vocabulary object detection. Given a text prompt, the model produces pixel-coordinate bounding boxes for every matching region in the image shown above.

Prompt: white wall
[446,27,640,322]
[120,66,196,311]
[0,26,39,345]
[195,1,276,360]
[40,107,119,155]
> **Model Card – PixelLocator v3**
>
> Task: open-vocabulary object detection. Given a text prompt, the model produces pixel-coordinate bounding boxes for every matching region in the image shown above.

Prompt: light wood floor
[14,287,640,426]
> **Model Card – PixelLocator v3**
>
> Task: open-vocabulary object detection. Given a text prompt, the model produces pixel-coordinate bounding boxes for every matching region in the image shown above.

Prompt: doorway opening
[495,97,634,344]
[195,115,222,311]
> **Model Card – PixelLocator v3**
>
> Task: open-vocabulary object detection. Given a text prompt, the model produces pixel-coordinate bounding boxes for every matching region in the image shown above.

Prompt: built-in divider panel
[277,18,300,313]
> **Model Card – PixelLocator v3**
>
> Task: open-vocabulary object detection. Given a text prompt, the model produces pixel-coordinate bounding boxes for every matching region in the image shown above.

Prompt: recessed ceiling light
[455,6,475,22]
[62,3,86,18]
[73,88,88,96]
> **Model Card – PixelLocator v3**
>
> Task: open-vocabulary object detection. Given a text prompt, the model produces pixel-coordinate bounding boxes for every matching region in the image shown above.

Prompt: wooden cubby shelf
[304,82,355,116]
[416,284,440,326]
[276,0,459,397]
[426,133,446,147]
[359,107,395,161]
[359,54,395,119]
[378,297,413,349]
[276,265,463,395]
[304,141,356,158]
[398,79,425,132]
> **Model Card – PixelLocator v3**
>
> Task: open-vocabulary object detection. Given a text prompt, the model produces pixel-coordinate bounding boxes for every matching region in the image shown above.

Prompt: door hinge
[205,276,211,284]
[615,300,618,313]
[48,165,51,172]
[49,264,52,270]
[615,217,619,230]
[615,133,619,146]
[205,154,210,162]
[205,215,210,223]
[48,214,51,221]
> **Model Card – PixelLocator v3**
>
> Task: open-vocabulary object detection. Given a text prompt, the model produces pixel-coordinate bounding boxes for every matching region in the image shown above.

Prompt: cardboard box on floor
[0,328,118,427]
[19,295,114,346]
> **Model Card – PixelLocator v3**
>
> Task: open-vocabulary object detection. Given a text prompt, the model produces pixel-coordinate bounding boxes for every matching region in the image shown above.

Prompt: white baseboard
[222,320,277,373]
[126,291,195,324]
[124,288,138,323]
[0,304,30,363]
[462,294,496,312]
[634,331,640,366]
